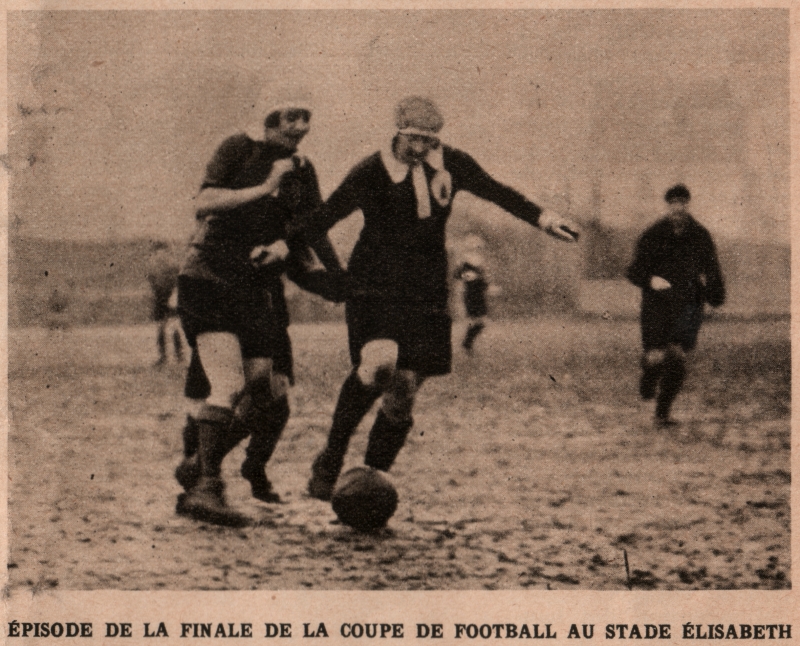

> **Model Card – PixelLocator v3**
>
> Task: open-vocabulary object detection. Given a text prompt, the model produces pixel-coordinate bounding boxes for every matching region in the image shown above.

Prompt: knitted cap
[245,84,313,139]
[664,184,691,203]
[395,96,444,136]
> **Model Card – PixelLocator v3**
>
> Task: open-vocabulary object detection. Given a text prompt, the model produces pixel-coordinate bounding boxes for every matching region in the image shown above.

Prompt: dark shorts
[178,276,294,392]
[151,287,175,322]
[346,297,452,377]
[464,283,488,318]
[464,293,488,318]
[641,293,704,352]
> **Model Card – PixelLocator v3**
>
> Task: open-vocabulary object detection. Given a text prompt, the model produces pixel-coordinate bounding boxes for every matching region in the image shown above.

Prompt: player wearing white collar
[295,96,580,501]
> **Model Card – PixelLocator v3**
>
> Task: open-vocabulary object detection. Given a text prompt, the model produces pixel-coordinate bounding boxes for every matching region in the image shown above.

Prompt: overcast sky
[7,9,790,243]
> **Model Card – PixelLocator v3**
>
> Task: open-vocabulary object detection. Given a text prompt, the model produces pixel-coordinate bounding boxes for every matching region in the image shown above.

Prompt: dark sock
[364,411,414,472]
[655,354,686,420]
[463,322,485,350]
[181,415,199,458]
[639,357,662,400]
[195,405,236,479]
[317,372,380,474]
[242,397,290,467]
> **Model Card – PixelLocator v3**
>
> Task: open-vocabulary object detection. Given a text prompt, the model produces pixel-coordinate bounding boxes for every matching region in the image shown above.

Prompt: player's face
[394,133,440,164]
[666,201,690,227]
[274,109,311,149]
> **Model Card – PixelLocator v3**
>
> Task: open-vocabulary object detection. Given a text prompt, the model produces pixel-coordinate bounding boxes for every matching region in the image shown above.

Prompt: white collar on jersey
[379,141,445,184]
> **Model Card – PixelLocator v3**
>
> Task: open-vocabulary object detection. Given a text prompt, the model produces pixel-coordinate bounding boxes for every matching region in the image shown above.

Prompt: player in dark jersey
[174,91,345,526]
[454,249,489,354]
[627,184,725,427]
[295,96,580,501]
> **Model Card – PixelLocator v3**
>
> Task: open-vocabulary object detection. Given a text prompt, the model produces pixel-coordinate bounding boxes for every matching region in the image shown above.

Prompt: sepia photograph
[5,5,791,602]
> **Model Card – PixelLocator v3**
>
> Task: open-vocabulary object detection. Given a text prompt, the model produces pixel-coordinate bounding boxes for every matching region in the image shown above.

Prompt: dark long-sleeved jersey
[300,145,542,313]
[627,213,725,307]
[181,133,333,287]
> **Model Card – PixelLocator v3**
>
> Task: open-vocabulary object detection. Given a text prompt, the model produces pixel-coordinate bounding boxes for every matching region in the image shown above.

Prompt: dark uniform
[300,141,549,501]
[175,131,344,520]
[304,146,541,376]
[180,133,333,380]
[627,213,725,351]
[454,261,489,352]
[627,209,725,422]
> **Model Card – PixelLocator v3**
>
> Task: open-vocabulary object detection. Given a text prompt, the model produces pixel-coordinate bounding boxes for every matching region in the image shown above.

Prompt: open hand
[538,209,580,242]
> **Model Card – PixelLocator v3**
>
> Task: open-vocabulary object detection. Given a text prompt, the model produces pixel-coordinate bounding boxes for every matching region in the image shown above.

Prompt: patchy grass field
[7,316,790,591]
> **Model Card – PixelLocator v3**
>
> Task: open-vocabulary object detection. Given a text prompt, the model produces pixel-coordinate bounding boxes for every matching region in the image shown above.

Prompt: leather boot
[240,397,289,503]
[176,407,250,527]
[308,373,380,501]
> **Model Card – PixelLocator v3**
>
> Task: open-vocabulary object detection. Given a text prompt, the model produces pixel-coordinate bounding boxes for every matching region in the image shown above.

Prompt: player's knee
[270,373,290,400]
[239,375,280,415]
[357,340,399,389]
[197,332,246,408]
[380,371,418,424]
[666,344,686,363]
[644,349,666,367]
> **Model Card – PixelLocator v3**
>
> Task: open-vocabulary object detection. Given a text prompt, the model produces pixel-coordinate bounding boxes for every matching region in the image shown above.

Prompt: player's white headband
[397,127,441,140]
[266,103,313,118]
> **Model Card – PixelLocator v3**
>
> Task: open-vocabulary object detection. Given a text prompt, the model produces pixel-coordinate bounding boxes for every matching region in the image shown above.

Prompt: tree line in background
[8,225,789,329]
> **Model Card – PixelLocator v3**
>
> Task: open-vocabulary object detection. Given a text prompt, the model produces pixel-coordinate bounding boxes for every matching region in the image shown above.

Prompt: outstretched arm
[449,149,579,242]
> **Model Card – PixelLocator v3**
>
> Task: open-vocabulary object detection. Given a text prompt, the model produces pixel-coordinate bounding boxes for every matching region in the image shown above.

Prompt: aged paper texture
[2,2,797,643]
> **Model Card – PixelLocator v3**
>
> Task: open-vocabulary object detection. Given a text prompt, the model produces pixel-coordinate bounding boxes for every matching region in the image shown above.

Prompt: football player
[294,96,580,501]
[627,184,726,426]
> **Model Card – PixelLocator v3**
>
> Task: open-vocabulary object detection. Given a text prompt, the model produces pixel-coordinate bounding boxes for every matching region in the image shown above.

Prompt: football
[331,467,399,533]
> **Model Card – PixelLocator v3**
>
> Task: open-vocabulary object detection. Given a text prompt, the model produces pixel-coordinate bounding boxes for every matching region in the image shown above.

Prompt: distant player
[296,96,580,501]
[146,241,184,366]
[453,244,489,353]
[174,90,345,526]
[626,184,725,426]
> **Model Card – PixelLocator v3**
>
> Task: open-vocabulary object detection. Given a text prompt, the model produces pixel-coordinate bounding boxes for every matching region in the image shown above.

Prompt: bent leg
[175,332,249,526]
[640,348,666,400]
[238,359,290,503]
[655,344,687,424]
[462,317,486,352]
[364,369,424,472]
[308,340,395,501]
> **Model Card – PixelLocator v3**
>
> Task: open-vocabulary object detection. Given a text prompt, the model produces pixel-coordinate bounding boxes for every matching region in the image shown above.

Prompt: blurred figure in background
[146,240,184,367]
[627,184,725,427]
[453,235,490,354]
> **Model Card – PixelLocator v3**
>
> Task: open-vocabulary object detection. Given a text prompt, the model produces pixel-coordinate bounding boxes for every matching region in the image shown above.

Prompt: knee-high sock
[156,325,167,361]
[181,415,199,458]
[463,322,485,350]
[656,353,686,420]
[639,355,663,400]
[195,405,236,479]
[242,396,290,467]
[318,372,380,473]
[364,411,414,472]
[173,328,185,361]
